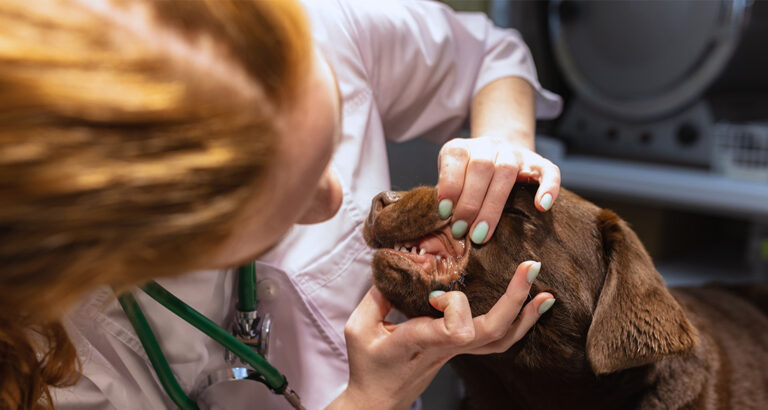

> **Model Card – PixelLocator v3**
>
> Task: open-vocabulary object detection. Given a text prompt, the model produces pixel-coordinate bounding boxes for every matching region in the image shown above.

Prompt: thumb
[427,291,475,345]
[347,287,392,332]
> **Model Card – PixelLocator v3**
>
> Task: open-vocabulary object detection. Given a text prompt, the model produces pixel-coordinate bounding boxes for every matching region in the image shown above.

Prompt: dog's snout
[367,191,401,227]
[379,191,402,206]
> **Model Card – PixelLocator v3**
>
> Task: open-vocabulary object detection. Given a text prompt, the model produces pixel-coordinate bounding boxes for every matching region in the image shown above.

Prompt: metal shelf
[550,153,768,220]
[534,136,768,281]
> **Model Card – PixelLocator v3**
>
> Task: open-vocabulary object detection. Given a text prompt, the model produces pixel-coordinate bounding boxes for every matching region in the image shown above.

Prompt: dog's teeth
[419,248,425,255]
[410,247,417,254]
[436,255,442,261]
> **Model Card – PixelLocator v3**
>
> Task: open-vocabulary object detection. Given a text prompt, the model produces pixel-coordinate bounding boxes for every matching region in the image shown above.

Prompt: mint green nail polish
[527,261,541,284]
[540,193,553,211]
[439,199,453,219]
[470,221,489,244]
[451,220,468,238]
[429,290,446,299]
[538,298,556,314]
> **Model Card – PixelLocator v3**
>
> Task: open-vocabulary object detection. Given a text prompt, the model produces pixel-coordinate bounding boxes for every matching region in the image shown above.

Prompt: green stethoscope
[116,262,303,409]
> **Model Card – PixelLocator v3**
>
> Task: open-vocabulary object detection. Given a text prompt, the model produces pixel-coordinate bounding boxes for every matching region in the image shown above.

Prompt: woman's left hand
[436,135,561,244]
[329,261,554,410]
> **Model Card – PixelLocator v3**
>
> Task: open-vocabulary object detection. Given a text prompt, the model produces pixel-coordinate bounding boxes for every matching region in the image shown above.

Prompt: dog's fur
[364,184,768,409]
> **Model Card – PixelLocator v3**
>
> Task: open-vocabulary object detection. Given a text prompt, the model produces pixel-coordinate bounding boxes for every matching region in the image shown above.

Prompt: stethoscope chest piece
[119,263,304,410]
[228,309,271,361]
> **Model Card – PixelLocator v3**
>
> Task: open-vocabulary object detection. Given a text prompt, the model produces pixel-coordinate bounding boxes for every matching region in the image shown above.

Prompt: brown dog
[363,184,768,409]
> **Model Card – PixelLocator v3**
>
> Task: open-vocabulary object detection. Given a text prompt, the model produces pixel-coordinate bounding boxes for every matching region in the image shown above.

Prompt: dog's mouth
[376,224,470,284]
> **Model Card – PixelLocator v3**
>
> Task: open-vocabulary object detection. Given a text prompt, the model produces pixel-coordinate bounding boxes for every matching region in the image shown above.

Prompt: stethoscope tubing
[116,274,297,409]
[117,291,200,410]
[139,280,286,389]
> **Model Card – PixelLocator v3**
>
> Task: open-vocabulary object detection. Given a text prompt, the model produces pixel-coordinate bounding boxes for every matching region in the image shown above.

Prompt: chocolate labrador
[363,184,768,409]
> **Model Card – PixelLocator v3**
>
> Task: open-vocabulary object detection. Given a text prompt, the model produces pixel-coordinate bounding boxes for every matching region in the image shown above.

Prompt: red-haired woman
[0,1,561,409]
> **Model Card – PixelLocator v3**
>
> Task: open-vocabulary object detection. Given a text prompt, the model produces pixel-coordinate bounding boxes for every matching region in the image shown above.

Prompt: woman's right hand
[326,261,555,410]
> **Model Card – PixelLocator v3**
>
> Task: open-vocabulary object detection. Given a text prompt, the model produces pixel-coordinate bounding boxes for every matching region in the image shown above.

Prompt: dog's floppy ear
[586,209,697,375]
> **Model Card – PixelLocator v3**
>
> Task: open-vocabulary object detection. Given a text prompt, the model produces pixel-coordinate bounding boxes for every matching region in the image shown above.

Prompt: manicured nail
[438,199,453,219]
[429,290,446,299]
[451,220,468,238]
[470,221,489,244]
[538,298,556,314]
[527,261,541,284]
[540,193,553,211]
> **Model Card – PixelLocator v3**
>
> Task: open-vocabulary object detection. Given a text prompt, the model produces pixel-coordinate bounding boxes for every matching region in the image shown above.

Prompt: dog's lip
[372,219,451,250]
[376,227,471,284]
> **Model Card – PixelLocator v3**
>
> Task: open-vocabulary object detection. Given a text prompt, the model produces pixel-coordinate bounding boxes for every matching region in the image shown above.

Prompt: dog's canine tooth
[419,248,426,255]
[436,255,442,261]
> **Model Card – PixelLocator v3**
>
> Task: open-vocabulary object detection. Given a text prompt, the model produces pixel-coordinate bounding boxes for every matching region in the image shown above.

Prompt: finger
[469,292,555,355]
[467,149,520,244]
[429,291,476,345]
[471,261,539,342]
[521,155,561,212]
[382,291,474,360]
[437,139,469,218]
[345,287,392,335]
[451,143,497,238]
[393,291,475,353]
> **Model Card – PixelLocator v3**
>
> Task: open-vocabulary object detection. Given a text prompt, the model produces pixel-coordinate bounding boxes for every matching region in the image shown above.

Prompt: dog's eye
[506,208,530,219]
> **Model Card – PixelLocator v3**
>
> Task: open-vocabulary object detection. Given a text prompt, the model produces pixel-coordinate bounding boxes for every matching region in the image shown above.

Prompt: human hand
[436,136,561,245]
[326,261,555,410]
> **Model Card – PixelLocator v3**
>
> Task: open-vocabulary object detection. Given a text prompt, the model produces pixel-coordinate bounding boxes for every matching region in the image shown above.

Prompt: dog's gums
[380,225,469,284]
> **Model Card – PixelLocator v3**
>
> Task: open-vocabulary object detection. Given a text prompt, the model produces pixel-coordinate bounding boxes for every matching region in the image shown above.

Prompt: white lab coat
[51,1,561,409]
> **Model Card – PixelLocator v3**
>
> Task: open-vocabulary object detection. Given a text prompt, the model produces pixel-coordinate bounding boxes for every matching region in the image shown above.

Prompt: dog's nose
[367,191,401,227]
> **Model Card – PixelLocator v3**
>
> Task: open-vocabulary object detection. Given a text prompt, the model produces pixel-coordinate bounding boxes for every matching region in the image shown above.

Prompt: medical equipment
[550,0,750,166]
[117,263,303,410]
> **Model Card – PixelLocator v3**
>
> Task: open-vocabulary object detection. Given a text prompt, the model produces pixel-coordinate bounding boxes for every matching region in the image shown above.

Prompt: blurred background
[390,1,768,408]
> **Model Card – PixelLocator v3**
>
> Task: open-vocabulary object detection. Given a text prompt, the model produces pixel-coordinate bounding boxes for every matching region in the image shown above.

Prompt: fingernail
[451,220,468,238]
[540,193,553,211]
[527,261,541,284]
[438,199,453,219]
[470,221,489,244]
[429,290,446,299]
[538,298,556,314]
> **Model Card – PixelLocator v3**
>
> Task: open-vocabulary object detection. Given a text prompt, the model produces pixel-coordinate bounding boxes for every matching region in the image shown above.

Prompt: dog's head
[363,184,697,374]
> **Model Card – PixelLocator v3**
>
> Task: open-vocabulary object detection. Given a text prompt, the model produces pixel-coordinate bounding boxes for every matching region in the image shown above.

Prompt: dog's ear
[586,209,697,375]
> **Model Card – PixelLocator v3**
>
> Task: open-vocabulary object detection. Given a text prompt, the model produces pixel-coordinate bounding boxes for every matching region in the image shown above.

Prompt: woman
[0,0,561,409]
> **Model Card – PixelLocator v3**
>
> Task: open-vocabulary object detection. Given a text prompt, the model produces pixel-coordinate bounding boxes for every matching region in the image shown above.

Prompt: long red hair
[0,1,312,408]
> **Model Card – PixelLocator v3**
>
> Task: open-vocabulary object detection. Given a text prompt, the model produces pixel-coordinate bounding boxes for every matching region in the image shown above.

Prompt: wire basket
[713,123,768,183]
